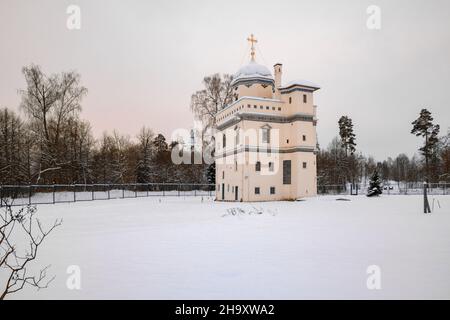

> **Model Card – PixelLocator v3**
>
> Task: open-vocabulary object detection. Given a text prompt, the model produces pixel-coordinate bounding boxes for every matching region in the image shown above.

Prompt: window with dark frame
[270,187,275,194]
[303,94,307,103]
[302,135,306,141]
[303,162,307,169]
[283,160,291,184]
[255,187,260,195]
[255,161,261,172]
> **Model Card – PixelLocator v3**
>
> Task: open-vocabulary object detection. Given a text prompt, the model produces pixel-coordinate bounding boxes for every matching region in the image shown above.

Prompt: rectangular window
[303,162,307,169]
[255,161,261,172]
[278,107,281,111]
[270,187,275,194]
[283,160,291,185]
[262,128,270,143]
[255,187,260,195]
[302,135,306,141]
[222,171,224,179]
[303,94,307,103]
[269,162,274,172]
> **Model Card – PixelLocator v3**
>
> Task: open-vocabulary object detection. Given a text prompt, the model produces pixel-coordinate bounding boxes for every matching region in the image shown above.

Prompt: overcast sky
[1,0,449,161]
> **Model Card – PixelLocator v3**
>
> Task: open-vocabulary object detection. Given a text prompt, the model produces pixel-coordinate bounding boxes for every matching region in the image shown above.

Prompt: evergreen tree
[338,115,356,156]
[151,134,170,182]
[367,170,382,196]
[206,162,216,184]
[411,108,440,182]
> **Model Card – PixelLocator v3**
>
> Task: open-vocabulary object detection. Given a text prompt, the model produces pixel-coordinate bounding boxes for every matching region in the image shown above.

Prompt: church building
[215,35,320,201]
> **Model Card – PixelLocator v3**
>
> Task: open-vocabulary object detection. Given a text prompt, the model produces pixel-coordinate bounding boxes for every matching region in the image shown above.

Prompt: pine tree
[367,170,382,196]
[338,115,356,156]
[411,108,440,182]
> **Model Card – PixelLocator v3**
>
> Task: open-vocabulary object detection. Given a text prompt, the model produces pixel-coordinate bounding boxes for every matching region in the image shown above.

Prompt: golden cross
[247,34,257,61]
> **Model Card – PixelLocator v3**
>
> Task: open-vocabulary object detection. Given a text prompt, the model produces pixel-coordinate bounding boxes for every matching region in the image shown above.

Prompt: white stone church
[215,35,320,201]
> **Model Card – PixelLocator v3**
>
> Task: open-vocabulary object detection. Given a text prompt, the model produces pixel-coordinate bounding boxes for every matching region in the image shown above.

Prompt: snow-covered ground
[5,195,450,300]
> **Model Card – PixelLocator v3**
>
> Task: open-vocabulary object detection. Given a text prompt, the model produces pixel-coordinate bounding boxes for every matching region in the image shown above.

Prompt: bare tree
[136,127,155,183]
[190,73,233,136]
[19,64,88,184]
[0,204,61,300]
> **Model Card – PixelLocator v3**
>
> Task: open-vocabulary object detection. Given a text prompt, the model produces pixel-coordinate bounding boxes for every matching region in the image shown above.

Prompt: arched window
[261,124,271,144]
[234,126,240,146]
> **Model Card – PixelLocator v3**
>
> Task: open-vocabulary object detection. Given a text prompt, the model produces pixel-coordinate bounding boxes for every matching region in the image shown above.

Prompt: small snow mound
[222,206,277,217]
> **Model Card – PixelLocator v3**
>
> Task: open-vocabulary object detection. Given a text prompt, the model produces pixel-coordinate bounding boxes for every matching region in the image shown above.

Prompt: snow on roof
[234,61,272,78]
[231,61,273,85]
[280,79,320,89]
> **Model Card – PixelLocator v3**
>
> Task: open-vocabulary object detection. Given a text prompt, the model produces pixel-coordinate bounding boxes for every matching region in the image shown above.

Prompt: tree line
[1,68,449,186]
[317,112,449,186]
[0,65,207,185]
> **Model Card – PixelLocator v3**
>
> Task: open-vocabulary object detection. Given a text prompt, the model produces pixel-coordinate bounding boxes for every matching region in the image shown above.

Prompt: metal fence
[317,182,449,196]
[0,183,215,207]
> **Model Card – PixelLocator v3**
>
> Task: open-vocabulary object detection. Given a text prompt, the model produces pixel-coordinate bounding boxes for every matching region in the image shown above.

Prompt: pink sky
[1,0,449,160]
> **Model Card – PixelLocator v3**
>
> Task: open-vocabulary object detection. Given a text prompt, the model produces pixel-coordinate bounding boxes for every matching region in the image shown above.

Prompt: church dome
[231,60,274,86]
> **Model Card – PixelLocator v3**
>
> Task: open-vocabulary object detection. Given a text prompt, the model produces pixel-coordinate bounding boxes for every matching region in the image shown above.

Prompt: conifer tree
[411,108,440,182]
[338,115,356,156]
[206,162,216,184]
[367,170,382,196]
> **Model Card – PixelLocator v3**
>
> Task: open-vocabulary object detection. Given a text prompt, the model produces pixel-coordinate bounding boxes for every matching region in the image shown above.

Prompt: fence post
[92,185,94,201]
[0,185,2,208]
[424,182,431,214]
[53,185,56,204]
[73,185,76,203]
[178,184,181,197]
[28,185,32,205]
[108,185,110,200]
[122,185,125,199]
[147,183,150,197]
[135,185,137,198]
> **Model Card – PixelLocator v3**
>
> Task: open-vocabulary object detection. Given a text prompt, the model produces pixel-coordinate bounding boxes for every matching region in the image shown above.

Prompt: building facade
[215,35,320,201]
